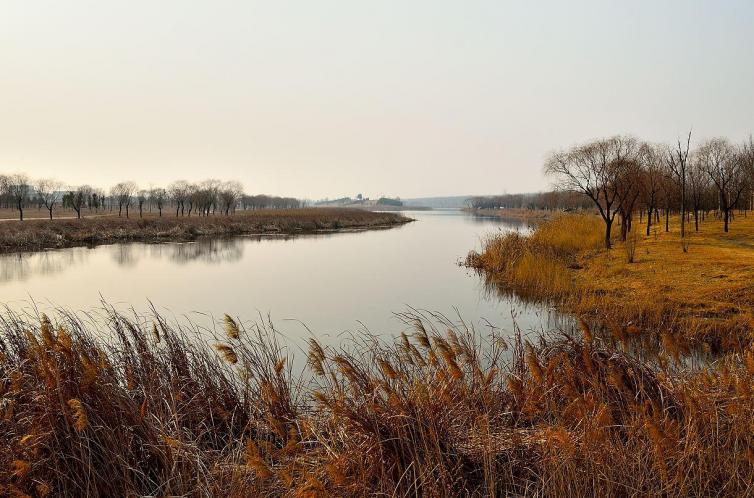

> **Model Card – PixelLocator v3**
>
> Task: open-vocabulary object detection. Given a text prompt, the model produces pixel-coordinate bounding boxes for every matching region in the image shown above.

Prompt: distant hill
[402,196,472,209]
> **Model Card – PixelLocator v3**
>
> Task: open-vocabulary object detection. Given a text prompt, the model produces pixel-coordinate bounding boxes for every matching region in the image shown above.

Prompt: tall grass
[1,306,752,496]
[466,214,602,301]
[529,213,604,255]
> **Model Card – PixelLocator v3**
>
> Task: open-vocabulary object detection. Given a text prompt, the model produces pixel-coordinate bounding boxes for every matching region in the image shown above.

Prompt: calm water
[0,210,559,346]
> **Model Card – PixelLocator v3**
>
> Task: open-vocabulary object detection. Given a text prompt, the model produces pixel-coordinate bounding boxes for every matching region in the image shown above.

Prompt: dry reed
[0,306,752,496]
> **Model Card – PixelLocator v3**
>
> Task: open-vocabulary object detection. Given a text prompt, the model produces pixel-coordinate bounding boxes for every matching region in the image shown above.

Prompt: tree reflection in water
[0,249,88,282]
[147,237,247,265]
[0,237,251,283]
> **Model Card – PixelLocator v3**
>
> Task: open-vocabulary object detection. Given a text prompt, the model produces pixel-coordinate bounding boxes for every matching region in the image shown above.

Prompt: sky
[1,1,753,200]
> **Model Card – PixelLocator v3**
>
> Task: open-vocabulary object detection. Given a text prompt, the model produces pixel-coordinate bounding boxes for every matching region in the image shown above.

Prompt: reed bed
[466,215,602,301]
[1,306,752,497]
[0,208,411,254]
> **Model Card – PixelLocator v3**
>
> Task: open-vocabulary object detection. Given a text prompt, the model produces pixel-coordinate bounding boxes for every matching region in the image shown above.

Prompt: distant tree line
[241,195,302,210]
[314,196,403,207]
[544,134,754,248]
[468,191,593,211]
[0,174,303,221]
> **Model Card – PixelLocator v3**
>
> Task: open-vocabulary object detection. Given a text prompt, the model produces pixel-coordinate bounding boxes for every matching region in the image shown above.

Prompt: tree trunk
[724,209,729,232]
[646,207,652,236]
[665,208,670,232]
[605,218,613,249]
[680,180,686,238]
[49,207,53,220]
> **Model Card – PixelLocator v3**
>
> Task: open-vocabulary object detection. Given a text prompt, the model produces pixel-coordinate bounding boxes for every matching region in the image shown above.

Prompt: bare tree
[658,166,677,233]
[741,136,754,210]
[168,180,190,216]
[137,190,148,218]
[665,130,692,238]
[90,188,105,212]
[186,183,198,216]
[219,181,244,215]
[698,138,748,232]
[6,173,31,220]
[615,157,643,241]
[198,179,221,216]
[150,188,167,216]
[638,144,665,236]
[112,182,137,218]
[545,135,639,249]
[688,153,711,232]
[35,178,64,220]
[69,185,92,219]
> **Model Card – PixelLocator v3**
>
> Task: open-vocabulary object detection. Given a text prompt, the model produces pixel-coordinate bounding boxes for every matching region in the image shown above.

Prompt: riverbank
[1,307,752,497]
[467,212,754,352]
[0,208,412,254]
[463,207,555,222]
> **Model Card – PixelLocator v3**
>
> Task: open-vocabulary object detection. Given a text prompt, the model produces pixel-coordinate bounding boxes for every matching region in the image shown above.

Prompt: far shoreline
[463,207,556,222]
[0,208,413,255]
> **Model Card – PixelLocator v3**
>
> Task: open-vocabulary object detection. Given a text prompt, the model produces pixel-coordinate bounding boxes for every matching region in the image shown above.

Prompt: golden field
[468,211,754,352]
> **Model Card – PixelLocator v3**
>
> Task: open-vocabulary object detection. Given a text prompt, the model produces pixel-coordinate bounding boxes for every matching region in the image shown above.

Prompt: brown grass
[466,214,602,301]
[0,207,86,220]
[1,307,752,496]
[0,208,411,254]
[468,211,754,353]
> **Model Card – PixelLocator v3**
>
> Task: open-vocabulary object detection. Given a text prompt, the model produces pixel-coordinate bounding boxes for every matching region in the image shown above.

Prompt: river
[0,209,560,347]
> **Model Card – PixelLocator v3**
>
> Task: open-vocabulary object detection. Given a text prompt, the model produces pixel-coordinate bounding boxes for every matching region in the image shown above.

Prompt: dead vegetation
[0,208,411,254]
[467,212,754,353]
[0,307,753,497]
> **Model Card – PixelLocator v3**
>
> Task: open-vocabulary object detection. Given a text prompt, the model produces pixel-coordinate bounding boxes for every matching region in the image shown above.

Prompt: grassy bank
[1,307,752,497]
[467,213,754,352]
[0,208,411,254]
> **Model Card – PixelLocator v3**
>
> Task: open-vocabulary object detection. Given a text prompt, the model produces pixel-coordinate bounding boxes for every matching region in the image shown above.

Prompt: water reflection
[112,244,138,268]
[466,213,532,229]
[477,271,717,368]
[1,237,252,282]
[0,250,88,282]
[147,237,246,265]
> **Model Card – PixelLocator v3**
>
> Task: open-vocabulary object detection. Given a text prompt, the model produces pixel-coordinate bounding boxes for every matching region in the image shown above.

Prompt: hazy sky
[1,1,752,199]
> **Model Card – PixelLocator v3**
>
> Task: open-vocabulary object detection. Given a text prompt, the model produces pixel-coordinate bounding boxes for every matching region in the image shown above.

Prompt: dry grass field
[468,211,754,352]
[0,208,411,254]
[0,207,94,220]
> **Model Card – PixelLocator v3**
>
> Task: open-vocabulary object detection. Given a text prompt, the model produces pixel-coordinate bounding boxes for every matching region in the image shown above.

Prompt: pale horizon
[2,1,753,199]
